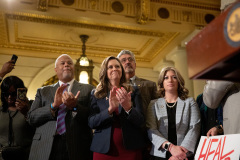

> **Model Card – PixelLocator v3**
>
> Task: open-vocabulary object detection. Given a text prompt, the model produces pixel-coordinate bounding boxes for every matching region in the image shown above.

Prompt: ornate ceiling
[0,0,220,98]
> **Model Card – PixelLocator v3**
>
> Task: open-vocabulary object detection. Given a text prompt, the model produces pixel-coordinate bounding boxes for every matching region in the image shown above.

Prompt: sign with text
[195,134,240,160]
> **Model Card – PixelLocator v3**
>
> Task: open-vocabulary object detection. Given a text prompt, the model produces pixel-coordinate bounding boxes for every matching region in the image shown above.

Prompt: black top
[167,103,177,145]
[206,108,217,133]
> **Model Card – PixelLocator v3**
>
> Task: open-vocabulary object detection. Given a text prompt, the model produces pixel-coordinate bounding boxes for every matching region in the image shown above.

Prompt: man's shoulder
[39,83,57,90]
[136,76,156,85]
[74,81,94,89]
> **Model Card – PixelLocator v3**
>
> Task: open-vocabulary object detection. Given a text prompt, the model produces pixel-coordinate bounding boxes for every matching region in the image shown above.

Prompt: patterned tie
[56,84,68,135]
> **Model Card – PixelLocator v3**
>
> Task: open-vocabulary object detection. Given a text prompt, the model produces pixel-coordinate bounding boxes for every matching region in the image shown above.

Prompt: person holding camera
[0,76,35,160]
[0,58,35,160]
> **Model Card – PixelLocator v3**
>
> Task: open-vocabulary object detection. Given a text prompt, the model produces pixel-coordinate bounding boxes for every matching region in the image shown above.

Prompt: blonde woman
[146,67,200,160]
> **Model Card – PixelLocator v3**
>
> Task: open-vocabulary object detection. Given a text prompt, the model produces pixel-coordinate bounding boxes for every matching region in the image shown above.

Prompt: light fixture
[74,35,94,84]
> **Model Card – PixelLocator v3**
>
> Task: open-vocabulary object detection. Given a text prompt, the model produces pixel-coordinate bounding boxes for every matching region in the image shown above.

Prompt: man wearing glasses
[117,50,158,160]
[117,50,158,116]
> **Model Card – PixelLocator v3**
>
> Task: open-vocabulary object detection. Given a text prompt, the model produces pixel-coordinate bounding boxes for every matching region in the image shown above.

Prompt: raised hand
[0,60,15,78]
[63,91,80,110]
[52,84,68,109]
[108,86,119,114]
[15,99,30,116]
[116,87,132,112]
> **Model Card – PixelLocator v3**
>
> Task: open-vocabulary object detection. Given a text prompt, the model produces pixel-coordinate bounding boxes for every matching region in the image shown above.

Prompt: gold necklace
[165,100,177,108]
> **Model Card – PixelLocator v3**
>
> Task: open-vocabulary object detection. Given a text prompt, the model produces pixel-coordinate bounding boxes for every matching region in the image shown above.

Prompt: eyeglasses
[120,57,134,63]
[2,92,17,97]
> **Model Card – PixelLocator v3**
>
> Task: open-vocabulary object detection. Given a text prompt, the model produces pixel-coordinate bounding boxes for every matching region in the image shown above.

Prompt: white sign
[195,134,240,160]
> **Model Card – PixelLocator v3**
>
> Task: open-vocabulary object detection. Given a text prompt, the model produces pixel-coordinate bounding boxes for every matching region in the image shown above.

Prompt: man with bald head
[28,54,94,160]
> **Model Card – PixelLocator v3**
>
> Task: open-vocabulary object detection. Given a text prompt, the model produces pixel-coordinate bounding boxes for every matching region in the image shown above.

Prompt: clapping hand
[108,87,132,114]
[108,87,119,114]
[62,90,80,110]
[116,87,132,112]
[52,84,68,109]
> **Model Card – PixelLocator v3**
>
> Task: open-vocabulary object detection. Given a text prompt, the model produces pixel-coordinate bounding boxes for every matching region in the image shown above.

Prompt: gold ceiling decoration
[0,12,8,44]
[145,32,179,61]
[13,22,151,56]
[38,0,48,12]
[150,0,220,11]
[2,12,178,62]
[5,13,165,37]
[137,0,150,24]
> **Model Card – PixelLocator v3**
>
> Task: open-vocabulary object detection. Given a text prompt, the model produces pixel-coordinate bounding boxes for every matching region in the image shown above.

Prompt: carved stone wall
[44,0,220,26]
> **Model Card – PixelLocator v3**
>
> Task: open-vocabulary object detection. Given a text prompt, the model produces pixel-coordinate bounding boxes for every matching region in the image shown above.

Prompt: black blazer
[88,87,146,154]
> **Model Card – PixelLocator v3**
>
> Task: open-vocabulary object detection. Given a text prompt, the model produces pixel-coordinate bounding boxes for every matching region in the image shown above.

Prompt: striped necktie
[56,84,68,135]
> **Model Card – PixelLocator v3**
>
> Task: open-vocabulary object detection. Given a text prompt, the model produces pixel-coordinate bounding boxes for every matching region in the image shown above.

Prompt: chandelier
[74,35,94,84]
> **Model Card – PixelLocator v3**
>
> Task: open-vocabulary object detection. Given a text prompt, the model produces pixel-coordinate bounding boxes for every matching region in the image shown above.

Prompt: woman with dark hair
[89,56,146,160]
[0,76,35,160]
[146,67,200,160]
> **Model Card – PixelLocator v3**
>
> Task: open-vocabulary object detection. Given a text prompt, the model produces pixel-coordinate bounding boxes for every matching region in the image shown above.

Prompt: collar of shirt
[58,79,74,92]
[130,75,136,81]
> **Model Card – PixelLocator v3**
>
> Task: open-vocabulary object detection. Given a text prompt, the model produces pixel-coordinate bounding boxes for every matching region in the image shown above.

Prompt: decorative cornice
[0,12,8,44]
[150,0,220,11]
[3,12,178,63]
[38,0,48,12]
[139,38,154,53]
[6,13,164,37]
[144,32,179,61]
[0,43,153,62]
[45,0,220,26]
[13,21,154,56]
[137,0,150,24]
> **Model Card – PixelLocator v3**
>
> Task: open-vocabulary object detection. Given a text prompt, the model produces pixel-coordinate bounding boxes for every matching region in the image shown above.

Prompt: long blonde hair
[158,66,189,100]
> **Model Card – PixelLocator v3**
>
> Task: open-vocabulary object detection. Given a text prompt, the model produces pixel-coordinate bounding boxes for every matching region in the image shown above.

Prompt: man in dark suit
[117,50,158,116]
[27,54,94,160]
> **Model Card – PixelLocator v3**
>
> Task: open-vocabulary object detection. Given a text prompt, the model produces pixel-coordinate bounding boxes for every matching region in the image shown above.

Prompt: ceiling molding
[151,0,220,11]
[3,12,179,63]
[0,12,8,44]
[5,12,165,36]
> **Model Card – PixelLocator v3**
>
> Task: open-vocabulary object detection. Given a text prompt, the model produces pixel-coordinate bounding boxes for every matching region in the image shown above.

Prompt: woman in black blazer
[88,56,146,160]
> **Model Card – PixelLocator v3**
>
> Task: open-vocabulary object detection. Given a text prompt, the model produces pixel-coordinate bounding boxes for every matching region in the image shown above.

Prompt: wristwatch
[164,142,171,151]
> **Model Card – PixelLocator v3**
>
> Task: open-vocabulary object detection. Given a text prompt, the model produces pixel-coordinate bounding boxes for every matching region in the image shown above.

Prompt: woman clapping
[89,56,146,160]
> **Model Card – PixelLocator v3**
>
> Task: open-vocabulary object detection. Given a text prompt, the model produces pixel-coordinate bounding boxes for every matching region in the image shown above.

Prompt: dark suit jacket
[28,80,94,160]
[88,87,146,154]
[134,76,158,117]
